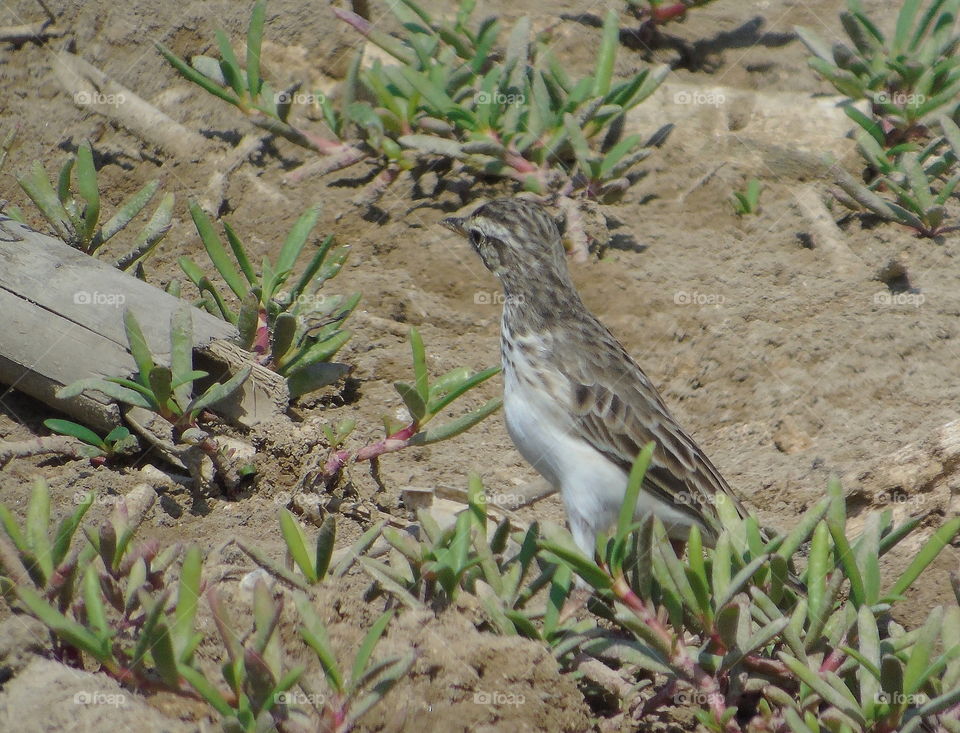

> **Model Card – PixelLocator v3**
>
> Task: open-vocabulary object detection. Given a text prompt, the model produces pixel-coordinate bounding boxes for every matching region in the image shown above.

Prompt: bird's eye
[468,229,483,247]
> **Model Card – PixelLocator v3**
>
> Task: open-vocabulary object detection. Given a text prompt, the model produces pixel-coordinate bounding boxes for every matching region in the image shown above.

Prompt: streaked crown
[442,198,570,289]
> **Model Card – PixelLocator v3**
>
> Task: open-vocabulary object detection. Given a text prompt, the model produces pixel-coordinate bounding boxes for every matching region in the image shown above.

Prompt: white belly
[501,354,704,557]
[502,363,628,553]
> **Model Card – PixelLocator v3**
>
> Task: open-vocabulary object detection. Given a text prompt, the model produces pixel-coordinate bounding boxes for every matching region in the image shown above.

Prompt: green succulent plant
[16,140,173,273]
[731,178,762,216]
[538,445,960,732]
[833,115,960,237]
[797,0,960,139]
[42,419,138,463]
[0,479,202,689]
[180,202,359,398]
[58,305,251,433]
[159,0,668,254]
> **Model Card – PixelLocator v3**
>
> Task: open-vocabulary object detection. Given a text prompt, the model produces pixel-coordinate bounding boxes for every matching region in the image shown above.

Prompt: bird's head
[442,198,568,287]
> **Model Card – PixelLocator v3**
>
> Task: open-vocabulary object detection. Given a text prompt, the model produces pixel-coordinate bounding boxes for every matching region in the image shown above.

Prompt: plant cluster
[5,447,960,732]
[180,202,359,398]
[832,112,960,237]
[14,140,173,273]
[341,444,960,732]
[56,305,251,489]
[42,419,138,464]
[798,1,960,237]
[58,306,251,437]
[0,481,412,733]
[332,2,666,200]
[797,0,960,139]
[159,0,667,253]
[238,511,377,591]
[193,511,413,732]
[540,447,960,731]
[361,474,569,632]
[316,326,501,485]
[179,576,304,731]
[0,480,201,688]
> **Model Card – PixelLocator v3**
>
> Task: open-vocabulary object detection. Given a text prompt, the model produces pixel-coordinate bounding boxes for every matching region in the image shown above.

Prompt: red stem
[303,131,349,155]
[107,664,204,700]
[330,6,372,36]
[353,423,418,462]
[323,449,351,479]
[252,309,270,357]
[650,3,689,23]
[613,574,737,731]
[322,423,420,481]
[505,151,537,174]
[820,647,846,674]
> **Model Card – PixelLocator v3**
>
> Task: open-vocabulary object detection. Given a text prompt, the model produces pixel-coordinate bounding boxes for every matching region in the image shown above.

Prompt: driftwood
[0,22,64,44]
[53,51,211,162]
[0,435,86,464]
[0,216,287,431]
[52,53,276,213]
[793,184,868,280]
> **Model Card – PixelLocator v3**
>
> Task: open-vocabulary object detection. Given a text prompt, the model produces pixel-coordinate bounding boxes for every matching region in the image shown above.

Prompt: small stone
[239,568,275,602]
[401,486,434,511]
[772,417,812,454]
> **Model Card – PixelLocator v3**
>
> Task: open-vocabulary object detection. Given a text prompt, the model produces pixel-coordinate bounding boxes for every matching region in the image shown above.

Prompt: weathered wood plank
[0,216,287,428]
[0,218,236,352]
[0,287,123,430]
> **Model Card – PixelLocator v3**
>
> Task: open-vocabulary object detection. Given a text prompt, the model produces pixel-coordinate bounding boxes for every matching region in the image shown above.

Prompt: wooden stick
[0,218,287,430]
[793,184,867,280]
[53,51,212,161]
[0,435,85,464]
[0,22,64,44]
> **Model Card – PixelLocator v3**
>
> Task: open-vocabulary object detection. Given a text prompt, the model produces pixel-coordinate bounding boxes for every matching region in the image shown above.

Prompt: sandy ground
[1,0,958,730]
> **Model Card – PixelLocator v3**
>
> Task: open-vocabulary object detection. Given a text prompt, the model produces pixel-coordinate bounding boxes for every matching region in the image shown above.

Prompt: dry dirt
[1,0,959,731]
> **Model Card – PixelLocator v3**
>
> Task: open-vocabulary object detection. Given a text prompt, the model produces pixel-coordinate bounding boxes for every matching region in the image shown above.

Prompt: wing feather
[560,320,749,541]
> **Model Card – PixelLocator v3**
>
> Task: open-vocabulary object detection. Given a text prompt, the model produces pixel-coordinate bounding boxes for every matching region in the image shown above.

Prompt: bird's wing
[559,321,749,541]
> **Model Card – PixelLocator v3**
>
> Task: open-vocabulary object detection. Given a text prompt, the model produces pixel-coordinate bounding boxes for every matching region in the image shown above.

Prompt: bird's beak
[441,216,466,237]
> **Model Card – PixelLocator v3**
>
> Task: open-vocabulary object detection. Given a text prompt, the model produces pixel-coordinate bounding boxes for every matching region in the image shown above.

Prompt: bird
[441,197,750,562]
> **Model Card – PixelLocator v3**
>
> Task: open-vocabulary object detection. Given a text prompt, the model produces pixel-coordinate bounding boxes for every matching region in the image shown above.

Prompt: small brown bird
[443,197,749,560]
